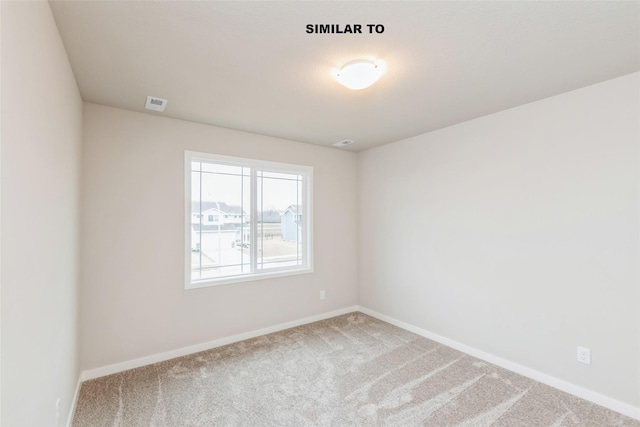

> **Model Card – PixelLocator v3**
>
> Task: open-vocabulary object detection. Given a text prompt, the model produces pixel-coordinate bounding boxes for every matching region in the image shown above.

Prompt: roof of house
[282,205,302,215]
[192,201,246,215]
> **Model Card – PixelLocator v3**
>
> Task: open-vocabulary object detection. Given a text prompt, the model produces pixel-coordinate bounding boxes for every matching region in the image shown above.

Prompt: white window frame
[185,151,313,289]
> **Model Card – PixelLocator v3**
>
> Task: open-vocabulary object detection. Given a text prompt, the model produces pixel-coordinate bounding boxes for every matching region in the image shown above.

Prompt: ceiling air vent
[145,96,167,112]
[333,139,354,148]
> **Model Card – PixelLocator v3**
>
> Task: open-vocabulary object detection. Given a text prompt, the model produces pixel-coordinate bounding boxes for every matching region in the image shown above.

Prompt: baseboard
[66,374,82,427]
[81,305,359,381]
[357,306,640,421]
[77,304,639,420]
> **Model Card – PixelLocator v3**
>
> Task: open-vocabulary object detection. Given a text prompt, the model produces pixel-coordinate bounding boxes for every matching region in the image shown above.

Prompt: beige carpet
[73,313,638,426]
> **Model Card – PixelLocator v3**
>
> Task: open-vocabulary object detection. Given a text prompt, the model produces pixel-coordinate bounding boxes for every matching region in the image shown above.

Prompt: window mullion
[198,163,203,278]
[300,174,305,267]
[250,167,258,273]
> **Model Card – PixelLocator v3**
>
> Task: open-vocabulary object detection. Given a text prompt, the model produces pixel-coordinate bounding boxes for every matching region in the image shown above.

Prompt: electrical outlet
[320,290,326,300]
[577,346,591,365]
[55,398,61,426]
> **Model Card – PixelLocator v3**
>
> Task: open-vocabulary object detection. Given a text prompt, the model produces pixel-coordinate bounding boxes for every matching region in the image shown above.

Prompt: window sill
[185,267,313,290]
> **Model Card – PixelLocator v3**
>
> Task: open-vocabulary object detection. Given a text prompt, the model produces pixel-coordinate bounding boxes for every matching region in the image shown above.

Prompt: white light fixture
[335,60,384,90]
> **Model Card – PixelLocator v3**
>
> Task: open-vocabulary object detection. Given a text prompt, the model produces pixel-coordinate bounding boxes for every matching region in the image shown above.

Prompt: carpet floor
[73,312,638,426]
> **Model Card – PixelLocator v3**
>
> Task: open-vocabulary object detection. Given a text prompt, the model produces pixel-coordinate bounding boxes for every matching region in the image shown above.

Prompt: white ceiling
[50,1,639,152]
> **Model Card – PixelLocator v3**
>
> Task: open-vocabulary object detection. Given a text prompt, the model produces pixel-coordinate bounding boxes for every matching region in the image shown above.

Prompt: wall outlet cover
[577,346,591,365]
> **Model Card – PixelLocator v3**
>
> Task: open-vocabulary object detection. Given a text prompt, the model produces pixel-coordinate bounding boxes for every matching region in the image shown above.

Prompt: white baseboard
[357,306,640,421]
[81,305,359,381]
[66,374,82,427]
[77,304,639,420]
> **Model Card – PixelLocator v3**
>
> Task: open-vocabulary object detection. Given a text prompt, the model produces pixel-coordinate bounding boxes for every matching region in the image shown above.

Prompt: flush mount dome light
[335,60,384,90]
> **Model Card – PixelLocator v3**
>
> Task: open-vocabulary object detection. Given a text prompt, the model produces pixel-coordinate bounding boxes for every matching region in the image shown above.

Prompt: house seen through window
[185,151,313,288]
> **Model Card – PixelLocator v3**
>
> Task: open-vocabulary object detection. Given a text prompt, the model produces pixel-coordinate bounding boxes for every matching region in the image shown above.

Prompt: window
[185,151,313,288]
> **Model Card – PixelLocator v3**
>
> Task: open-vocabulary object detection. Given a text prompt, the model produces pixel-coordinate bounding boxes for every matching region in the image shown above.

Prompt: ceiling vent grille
[333,139,354,148]
[145,96,167,112]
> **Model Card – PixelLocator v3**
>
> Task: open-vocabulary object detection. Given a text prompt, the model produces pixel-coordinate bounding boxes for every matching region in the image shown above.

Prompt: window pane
[257,171,303,270]
[191,161,251,281]
[261,171,302,181]
[201,162,243,175]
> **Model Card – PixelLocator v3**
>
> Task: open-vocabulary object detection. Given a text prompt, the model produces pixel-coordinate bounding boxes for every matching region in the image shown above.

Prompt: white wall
[81,103,358,370]
[1,2,82,426]
[358,73,640,407]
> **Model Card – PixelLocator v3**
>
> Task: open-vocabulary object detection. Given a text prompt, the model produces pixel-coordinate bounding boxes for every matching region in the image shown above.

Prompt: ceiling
[49,1,640,152]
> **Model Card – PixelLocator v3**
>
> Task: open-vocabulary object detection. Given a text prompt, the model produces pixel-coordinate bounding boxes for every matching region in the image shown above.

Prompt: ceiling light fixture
[335,60,384,90]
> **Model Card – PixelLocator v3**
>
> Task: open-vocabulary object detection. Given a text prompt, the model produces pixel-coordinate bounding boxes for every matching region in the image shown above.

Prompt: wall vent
[145,96,168,112]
